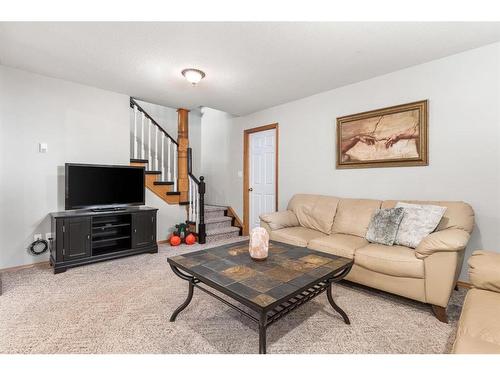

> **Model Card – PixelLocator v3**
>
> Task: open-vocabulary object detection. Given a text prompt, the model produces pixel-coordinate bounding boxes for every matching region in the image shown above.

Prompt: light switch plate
[237,171,243,178]
[39,143,48,153]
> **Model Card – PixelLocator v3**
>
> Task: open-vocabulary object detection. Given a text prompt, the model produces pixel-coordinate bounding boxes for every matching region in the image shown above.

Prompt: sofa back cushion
[332,198,382,237]
[287,194,340,234]
[381,200,474,234]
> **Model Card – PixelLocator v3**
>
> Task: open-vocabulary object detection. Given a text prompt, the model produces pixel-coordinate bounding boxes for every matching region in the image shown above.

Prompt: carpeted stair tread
[206,226,240,236]
[205,216,232,224]
[204,205,227,212]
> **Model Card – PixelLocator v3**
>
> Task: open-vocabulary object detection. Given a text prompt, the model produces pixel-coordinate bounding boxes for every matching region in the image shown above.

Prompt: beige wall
[208,43,500,281]
[0,66,194,269]
[0,65,130,269]
[200,107,237,206]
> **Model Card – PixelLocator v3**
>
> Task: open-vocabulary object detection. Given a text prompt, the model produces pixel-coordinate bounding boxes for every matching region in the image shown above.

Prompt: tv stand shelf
[50,206,158,274]
[93,222,131,229]
[92,235,131,244]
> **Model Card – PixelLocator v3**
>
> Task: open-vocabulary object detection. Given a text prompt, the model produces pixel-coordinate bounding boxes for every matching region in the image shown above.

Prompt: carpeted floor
[0,238,466,354]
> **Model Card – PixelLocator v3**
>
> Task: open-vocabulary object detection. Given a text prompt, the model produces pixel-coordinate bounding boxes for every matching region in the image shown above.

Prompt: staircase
[129,98,242,244]
[205,205,241,243]
[130,159,181,204]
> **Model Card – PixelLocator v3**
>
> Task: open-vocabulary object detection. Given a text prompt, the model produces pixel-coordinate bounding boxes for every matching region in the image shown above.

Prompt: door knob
[248,188,253,192]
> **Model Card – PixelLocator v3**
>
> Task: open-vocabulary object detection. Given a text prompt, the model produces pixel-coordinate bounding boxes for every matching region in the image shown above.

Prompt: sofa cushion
[307,234,368,259]
[382,200,474,234]
[355,243,424,279]
[260,210,299,230]
[270,227,325,247]
[453,288,500,354]
[287,194,340,234]
[468,251,500,293]
[332,198,381,237]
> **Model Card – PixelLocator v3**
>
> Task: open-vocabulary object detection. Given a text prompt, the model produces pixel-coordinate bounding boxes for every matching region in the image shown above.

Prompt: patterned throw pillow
[394,202,447,248]
[365,208,405,246]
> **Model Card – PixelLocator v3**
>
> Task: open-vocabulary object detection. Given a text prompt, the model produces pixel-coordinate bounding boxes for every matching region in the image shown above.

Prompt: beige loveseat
[260,194,474,322]
[453,251,500,353]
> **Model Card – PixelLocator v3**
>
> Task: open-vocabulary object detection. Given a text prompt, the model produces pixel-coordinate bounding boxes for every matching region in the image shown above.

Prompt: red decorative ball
[170,235,181,246]
[185,233,196,245]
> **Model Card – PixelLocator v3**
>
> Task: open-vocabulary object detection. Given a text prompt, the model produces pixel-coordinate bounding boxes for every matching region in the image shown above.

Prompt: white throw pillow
[394,202,447,248]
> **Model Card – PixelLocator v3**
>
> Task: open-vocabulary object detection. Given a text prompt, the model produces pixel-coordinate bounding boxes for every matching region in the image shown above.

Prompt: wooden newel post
[198,176,206,244]
[177,108,190,202]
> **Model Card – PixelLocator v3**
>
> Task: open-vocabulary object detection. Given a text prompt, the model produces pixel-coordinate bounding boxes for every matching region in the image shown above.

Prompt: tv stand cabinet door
[63,217,91,261]
[132,211,156,248]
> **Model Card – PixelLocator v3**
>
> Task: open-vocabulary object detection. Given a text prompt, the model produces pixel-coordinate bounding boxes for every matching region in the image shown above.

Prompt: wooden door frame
[243,123,279,235]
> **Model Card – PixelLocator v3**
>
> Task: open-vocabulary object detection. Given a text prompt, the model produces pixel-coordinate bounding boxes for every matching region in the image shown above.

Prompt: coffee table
[167,240,353,354]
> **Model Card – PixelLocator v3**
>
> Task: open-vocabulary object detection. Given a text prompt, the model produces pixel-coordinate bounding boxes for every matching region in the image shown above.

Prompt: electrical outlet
[45,233,52,240]
[33,233,42,241]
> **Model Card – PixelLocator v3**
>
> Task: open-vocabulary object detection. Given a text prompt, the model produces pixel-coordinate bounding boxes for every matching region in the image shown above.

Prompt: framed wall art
[336,100,428,169]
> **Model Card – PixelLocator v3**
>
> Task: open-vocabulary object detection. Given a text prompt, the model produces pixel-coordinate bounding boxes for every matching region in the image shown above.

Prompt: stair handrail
[130,97,178,146]
[130,97,178,190]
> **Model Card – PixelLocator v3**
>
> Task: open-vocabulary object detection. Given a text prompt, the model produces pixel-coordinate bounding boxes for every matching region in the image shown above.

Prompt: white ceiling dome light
[181,68,206,85]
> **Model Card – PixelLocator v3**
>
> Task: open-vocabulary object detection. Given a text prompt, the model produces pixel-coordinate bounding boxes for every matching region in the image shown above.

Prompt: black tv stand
[91,207,127,212]
[50,206,158,274]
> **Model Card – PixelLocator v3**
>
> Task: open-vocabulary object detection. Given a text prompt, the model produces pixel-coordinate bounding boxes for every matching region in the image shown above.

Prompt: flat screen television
[65,163,145,210]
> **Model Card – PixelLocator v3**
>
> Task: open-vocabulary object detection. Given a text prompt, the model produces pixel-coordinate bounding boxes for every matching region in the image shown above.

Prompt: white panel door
[249,129,276,231]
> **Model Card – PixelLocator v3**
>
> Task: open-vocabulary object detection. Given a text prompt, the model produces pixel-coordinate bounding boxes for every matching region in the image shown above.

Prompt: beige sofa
[453,251,500,353]
[260,194,474,322]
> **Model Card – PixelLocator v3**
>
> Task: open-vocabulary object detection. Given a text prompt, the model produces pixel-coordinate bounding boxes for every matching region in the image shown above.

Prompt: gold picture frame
[336,100,428,169]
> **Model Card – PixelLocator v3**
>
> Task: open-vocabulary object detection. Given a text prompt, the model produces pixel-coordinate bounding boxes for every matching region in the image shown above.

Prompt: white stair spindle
[192,184,198,226]
[188,178,193,222]
[173,145,177,191]
[167,138,172,181]
[193,181,196,225]
[161,133,165,180]
[141,112,145,160]
[133,105,138,159]
[189,182,192,224]
[187,178,191,222]
[148,119,152,170]
[155,126,159,171]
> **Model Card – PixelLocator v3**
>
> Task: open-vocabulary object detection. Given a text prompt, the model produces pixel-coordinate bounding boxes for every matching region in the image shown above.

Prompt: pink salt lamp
[249,227,269,261]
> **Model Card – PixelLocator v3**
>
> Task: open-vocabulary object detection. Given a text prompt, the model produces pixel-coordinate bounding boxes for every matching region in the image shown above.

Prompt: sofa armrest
[259,210,299,231]
[415,228,470,259]
[468,251,500,293]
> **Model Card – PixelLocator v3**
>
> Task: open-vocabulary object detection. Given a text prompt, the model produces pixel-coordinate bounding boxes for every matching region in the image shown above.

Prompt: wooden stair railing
[187,147,206,243]
[130,98,206,243]
[130,97,178,190]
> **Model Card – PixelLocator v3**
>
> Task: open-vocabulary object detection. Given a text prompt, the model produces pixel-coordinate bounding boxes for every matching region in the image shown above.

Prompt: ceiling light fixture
[181,68,206,85]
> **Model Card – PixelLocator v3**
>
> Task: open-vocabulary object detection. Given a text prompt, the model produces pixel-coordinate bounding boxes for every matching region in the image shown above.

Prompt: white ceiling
[1,22,499,115]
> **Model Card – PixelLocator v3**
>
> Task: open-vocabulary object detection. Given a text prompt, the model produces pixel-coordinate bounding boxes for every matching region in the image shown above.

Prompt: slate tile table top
[167,240,353,354]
